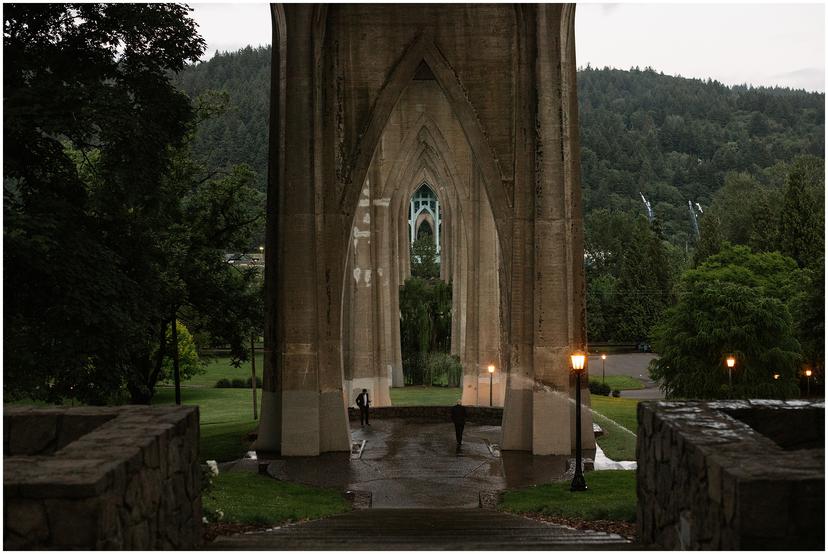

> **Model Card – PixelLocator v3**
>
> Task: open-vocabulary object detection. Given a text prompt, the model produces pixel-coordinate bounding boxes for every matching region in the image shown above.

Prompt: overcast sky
[189,2,826,92]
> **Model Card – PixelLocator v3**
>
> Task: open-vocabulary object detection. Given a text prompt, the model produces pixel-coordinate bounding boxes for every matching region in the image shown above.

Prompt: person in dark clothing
[356,388,370,427]
[451,400,466,445]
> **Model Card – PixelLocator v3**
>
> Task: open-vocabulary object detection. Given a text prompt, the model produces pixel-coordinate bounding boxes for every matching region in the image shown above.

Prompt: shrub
[231,378,247,388]
[246,376,262,388]
[612,389,621,398]
[215,378,232,388]
[588,380,611,396]
[158,320,205,384]
[425,352,463,387]
[403,352,462,387]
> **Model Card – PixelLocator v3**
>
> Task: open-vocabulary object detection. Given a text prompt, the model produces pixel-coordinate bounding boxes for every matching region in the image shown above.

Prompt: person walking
[356,388,371,427]
[451,400,466,445]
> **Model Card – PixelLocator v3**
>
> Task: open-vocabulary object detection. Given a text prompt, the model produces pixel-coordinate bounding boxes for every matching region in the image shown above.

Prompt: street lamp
[725,356,736,390]
[487,364,495,407]
[601,353,607,384]
[805,368,813,397]
[570,352,587,492]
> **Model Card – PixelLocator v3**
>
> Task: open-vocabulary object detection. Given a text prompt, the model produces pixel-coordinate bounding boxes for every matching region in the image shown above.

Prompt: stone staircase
[208,508,632,550]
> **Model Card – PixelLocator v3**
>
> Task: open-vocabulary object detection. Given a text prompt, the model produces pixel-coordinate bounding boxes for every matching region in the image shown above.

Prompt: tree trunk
[251,333,258,420]
[172,309,180,405]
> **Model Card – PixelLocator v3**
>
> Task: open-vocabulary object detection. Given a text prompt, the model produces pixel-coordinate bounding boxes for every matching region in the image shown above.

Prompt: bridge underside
[255,3,594,456]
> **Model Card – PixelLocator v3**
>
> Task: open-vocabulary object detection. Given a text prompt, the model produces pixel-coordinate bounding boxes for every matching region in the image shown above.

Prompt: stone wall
[4,405,202,549]
[637,400,824,550]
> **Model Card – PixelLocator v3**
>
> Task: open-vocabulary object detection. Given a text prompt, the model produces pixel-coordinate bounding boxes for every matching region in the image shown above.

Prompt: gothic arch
[261,4,593,458]
[343,35,512,263]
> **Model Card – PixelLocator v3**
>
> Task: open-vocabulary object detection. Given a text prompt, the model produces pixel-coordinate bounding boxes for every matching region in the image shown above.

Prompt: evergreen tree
[779,160,825,269]
[793,260,825,378]
[693,214,724,267]
[410,234,440,280]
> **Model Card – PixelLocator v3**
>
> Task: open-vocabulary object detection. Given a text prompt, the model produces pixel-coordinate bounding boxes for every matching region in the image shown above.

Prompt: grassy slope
[502,396,639,523]
[154,386,260,462]
[589,394,639,461]
[500,470,637,522]
[589,395,639,431]
[591,375,645,390]
[204,472,349,525]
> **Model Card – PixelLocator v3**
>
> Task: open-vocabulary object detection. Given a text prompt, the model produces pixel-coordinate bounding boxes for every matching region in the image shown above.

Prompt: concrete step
[208,508,632,550]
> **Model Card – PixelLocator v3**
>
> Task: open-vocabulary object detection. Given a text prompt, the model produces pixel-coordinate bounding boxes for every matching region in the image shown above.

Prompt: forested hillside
[174,47,823,247]
[173,46,271,191]
[174,47,824,349]
[579,66,824,247]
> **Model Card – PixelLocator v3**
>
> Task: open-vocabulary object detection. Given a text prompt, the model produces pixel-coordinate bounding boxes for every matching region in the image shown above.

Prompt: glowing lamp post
[601,353,607,384]
[570,352,587,492]
[805,368,813,397]
[725,356,736,390]
[487,365,495,407]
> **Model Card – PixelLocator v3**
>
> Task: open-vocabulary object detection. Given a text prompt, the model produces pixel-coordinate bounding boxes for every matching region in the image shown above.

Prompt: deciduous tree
[650,246,802,399]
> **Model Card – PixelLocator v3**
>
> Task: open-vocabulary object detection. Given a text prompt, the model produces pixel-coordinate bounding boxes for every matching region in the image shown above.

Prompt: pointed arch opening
[339,53,504,410]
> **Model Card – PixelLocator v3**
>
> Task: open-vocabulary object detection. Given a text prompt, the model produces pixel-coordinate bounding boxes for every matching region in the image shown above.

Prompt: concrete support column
[386,191,405,388]
[255,5,287,454]
[374,180,403,390]
[346,172,392,407]
[560,4,594,451]
[460,176,480,406]
[476,177,503,406]
[257,4,350,456]
[531,4,593,455]
[499,4,535,451]
[259,5,323,456]
[450,189,463,358]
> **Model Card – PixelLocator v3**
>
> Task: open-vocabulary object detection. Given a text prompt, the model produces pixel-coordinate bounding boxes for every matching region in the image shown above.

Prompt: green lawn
[204,471,349,525]
[154,386,260,462]
[184,353,264,387]
[390,386,462,406]
[589,395,639,431]
[591,375,645,391]
[589,394,639,462]
[500,470,636,522]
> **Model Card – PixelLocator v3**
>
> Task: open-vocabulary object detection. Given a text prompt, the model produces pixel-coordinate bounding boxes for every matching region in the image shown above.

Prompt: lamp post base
[571,370,588,492]
[570,471,588,492]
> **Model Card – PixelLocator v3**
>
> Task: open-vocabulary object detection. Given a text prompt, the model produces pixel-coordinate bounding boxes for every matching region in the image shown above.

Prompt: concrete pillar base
[252,389,281,453]
[346,377,392,408]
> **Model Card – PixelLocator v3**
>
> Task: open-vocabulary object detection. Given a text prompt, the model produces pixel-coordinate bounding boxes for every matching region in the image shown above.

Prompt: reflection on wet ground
[256,419,595,508]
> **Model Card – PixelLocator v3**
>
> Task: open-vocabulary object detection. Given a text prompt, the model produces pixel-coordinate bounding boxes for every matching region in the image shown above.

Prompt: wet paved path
[259,419,584,508]
[215,417,635,549]
[208,508,631,550]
